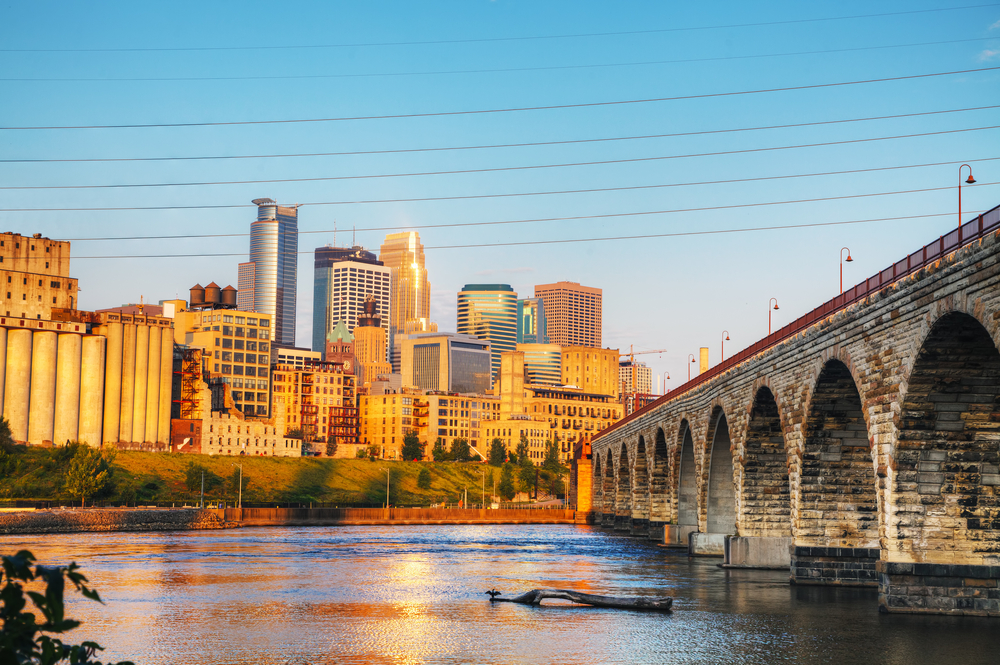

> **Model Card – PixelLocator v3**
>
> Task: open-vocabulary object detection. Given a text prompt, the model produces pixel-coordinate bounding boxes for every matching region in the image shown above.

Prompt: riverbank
[0,506,582,534]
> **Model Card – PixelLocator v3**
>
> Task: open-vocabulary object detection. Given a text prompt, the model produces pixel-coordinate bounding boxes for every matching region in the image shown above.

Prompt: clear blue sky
[1,1,998,391]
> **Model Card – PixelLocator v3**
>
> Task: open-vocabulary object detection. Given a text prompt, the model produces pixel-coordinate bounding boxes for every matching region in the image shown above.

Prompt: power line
[4,37,993,82]
[3,4,994,52]
[29,156,999,222]
[61,183,1000,244]
[3,105,995,164]
[4,66,997,131]
[67,210,979,259]
[4,126,996,191]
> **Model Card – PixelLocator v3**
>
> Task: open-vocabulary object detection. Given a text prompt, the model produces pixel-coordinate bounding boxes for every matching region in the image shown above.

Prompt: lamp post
[959,164,976,231]
[840,248,853,294]
[687,354,696,381]
[662,371,670,395]
[478,468,486,508]
[768,298,780,335]
[380,467,390,509]
[721,331,730,362]
[231,463,242,509]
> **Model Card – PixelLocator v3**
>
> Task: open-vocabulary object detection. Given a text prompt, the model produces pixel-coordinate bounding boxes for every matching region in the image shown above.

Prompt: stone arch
[893,311,1000,564]
[602,449,616,527]
[706,406,737,535]
[741,386,791,537]
[614,443,632,530]
[592,453,603,513]
[800,359,877,547]
[632,435,650,528]
[649,426,670,527]
[677,419,698,529]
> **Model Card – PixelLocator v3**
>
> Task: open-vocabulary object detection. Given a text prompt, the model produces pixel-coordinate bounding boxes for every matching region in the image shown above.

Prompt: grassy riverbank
[0,447,512,506]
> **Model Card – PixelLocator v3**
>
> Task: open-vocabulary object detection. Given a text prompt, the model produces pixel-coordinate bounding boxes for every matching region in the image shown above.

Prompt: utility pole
[231,463,243,509]
[200,471,204,509]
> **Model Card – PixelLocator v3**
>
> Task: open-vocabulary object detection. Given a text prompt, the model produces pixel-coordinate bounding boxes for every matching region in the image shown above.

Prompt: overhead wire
[3,3,994,52]
[3,126,996,191]
[4,37,995,82]
[3,105,995,164]
[3,66,997,130]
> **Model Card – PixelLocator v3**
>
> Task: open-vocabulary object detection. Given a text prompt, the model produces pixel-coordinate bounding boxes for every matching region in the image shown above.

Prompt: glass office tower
[456,284,518,383]
[239,198,299,346]
[311,245,391,356]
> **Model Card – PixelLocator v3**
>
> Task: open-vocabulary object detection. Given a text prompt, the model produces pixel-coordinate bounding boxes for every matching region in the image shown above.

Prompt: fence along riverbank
[0,506,581,535]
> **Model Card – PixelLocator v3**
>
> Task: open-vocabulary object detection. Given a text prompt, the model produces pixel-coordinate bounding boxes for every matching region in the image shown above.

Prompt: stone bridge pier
[589,205,1000,616]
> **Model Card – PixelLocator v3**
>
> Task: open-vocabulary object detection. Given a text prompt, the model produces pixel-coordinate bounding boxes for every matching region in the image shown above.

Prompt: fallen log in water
[486,588,672,611]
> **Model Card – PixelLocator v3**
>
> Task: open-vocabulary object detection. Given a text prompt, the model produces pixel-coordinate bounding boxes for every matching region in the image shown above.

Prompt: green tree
[184,463,221,494]
[431,437,450,462]
[543,438,561,472]
[546,471,564,498]
[498,463,516,501]
[62,444,115,507]
[115,477,139,507]
[450,438,471,462]
[228,468,249,497]
[0,416,15,454]
[488,438,506,466]
[515,433,530,466]
[325,436,338,457]
[401,432,423,461]
[0,550,134,665]
[417,467,432,490]
[518,463,536,496]
[286,428,303,439]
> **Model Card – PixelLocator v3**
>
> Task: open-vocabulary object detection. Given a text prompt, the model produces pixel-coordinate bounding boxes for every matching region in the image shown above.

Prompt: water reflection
[3,525,998,664]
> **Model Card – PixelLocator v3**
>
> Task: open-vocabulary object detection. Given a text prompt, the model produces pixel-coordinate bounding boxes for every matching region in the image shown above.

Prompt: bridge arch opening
[802,359,877,547]
[633,436,649,522]
[707,408,737,535]
[650,427,670,524]
[895,311,1000,563]
[677,421,698,529]
[592,453,603,513]
[615,444,632,530]
[602,451,615,526]
[742,387,791,537]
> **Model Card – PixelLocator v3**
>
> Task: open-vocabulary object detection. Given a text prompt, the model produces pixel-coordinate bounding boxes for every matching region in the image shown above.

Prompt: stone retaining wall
[0,508,227,535]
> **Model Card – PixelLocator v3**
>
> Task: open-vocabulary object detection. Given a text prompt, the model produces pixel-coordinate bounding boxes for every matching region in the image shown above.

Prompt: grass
[0,447,510,506]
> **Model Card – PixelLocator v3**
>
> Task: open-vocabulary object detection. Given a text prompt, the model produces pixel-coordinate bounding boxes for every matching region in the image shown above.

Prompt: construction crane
[619,345,667,397]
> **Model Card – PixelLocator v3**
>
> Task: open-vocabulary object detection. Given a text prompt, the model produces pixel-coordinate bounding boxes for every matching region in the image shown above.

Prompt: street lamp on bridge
[959,164,976,231]
[662,371,670,395]
[687,354,696,381]
[840,247,853,294]
[769,298,780,335]
[721,330,730,362]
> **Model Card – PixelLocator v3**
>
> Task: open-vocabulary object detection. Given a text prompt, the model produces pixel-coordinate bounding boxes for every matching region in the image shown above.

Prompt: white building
[619,360,652,395]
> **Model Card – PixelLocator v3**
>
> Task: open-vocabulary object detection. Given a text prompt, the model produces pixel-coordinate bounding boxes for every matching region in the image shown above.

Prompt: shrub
[417,467,432,490]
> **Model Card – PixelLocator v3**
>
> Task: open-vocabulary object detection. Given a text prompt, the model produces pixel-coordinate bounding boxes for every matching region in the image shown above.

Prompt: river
[3,525,998,664]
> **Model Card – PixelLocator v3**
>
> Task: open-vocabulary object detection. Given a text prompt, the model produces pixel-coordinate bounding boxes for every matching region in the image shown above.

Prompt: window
[222,326,233,336]
[222,338,233,349]
[223,315,233,323]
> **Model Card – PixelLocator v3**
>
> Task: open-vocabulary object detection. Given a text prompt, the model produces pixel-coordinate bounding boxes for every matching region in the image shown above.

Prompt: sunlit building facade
[401,332,492,395]
[378,232,431,345]
[534,281,602,347]
[238,199,299,346]
[518,343,562,386]
[312,245,391,357]
[456,284,517,382]
[516,297,547,344]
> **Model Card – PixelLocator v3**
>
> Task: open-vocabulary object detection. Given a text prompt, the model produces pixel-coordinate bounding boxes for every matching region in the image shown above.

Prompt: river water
[3,525,998,664]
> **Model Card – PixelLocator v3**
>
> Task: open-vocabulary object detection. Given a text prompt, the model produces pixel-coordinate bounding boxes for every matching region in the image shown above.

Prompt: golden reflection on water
[4,526,1000,665]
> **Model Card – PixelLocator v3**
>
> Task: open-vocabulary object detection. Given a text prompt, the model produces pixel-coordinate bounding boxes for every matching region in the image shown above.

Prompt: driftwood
[486,588,672,611]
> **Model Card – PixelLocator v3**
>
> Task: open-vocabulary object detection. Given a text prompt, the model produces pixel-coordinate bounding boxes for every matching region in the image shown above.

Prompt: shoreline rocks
[0,508,229,535]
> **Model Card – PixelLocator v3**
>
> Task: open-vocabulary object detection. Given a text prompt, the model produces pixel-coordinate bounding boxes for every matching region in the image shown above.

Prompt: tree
[286,428,303,439]
[184,463,221,494]
[488,438,506,466]
[450,438,471,462]
[228,468,249,496]
[0,550,134,664]
[401,432,423,461]
[431,437,450,462]
[326,436,338,457]
[417,467,432,490]
[0,416,15,454]
[116,477,138,507]
[546,471,564,498]
[498,463,516,501]
[515,433,530,466]
[543,438,561,472]
[518,463,536,496]
[62,444,115,507]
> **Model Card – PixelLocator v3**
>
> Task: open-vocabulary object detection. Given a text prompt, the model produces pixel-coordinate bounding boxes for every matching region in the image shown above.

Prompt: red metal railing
[595,203,1000,443]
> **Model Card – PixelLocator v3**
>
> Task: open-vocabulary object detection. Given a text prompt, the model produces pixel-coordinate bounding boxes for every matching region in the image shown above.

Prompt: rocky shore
[0,508,230,535]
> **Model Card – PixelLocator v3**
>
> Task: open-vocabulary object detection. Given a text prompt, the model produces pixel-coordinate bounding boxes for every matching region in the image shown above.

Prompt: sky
[1,1,998,392]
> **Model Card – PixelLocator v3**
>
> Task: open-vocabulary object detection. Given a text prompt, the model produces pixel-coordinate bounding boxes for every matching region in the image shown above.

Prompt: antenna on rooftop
[353,226,356,247]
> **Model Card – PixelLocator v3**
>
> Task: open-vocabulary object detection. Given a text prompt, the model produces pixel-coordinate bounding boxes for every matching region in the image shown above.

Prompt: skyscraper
[534,281,602,347]
[516,297,547,344]
[378,231,432,344]
[238,198,299,346]
[311,245,391,356]
[456,284,518,382]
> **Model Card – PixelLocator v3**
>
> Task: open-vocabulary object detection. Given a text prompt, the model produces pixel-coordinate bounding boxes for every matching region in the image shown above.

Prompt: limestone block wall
[592,223,1000,569]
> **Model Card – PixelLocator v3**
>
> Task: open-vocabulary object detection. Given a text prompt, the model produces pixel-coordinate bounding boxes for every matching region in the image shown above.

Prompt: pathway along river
[4,525,998,664]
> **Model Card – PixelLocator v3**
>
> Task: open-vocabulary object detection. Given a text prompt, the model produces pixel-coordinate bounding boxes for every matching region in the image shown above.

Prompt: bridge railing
[596,203,1000,444]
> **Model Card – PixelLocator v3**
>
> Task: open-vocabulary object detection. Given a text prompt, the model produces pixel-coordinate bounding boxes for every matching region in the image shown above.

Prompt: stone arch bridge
[587,204,1000,616]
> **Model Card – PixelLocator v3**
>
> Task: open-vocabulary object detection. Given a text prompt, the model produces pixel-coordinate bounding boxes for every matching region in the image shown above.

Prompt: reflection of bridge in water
[581,203,1000,616]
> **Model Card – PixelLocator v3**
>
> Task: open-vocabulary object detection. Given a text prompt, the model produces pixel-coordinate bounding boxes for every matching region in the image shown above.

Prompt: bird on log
[486,588,672,611]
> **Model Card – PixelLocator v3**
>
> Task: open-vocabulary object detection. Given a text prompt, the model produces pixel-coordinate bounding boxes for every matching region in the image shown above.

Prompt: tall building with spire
[354,294,392,387]
[378,232,432,345]
[238,198,299,346]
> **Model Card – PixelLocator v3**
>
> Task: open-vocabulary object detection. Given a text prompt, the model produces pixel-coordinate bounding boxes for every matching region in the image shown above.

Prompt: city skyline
[1,1,997,394]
